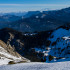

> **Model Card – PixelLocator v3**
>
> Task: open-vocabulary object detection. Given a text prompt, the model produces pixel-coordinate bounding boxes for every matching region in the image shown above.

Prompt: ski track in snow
[0,62,70,70]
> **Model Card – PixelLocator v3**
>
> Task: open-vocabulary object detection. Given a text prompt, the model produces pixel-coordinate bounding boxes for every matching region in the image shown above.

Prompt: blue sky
[0,0,70,13]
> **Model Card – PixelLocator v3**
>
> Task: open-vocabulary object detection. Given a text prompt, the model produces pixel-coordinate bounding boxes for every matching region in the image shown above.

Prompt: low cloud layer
[0,4,69,13]
[0,4,69,7]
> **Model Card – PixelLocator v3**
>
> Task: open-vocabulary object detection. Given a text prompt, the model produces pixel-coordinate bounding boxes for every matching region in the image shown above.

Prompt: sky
[0,0,70,13]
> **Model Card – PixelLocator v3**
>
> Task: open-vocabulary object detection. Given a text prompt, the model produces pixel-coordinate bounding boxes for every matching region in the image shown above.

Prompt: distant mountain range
[10,7,70,32]
[0,7,70,62]
[0,7,70,32]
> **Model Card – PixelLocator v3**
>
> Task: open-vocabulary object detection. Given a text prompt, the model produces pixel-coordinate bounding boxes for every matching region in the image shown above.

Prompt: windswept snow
[0,58,11,65]
[0,61,70,70]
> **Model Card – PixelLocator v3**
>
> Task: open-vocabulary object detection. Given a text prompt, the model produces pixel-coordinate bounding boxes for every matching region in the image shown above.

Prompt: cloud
[0,4,69,7]
[0,4,20,6]
[0,4,69,13]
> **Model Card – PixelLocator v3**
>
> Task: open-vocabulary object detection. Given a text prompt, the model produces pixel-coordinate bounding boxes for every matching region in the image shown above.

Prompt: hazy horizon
[0,0,70,13]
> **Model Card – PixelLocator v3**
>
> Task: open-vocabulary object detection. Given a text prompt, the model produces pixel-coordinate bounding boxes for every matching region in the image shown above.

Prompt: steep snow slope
[0,40,30,65]
[0,61,70,70]
[0,45,24,65]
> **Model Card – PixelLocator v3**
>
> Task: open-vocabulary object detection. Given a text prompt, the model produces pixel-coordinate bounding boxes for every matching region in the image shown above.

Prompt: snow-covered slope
[0,40,30,65]
[48,28,70,57]
[32,27,70,62]
[0,45,27,65]
[43,28,70,61]
[0,46,21,64]
[0,61,70,70]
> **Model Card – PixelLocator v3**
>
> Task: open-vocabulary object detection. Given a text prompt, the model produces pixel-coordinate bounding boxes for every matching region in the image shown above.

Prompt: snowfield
[0,62,70,70]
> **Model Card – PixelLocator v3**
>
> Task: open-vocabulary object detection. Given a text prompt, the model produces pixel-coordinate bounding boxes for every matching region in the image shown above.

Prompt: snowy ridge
[0,46,21,60]
[0,45,29,65]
